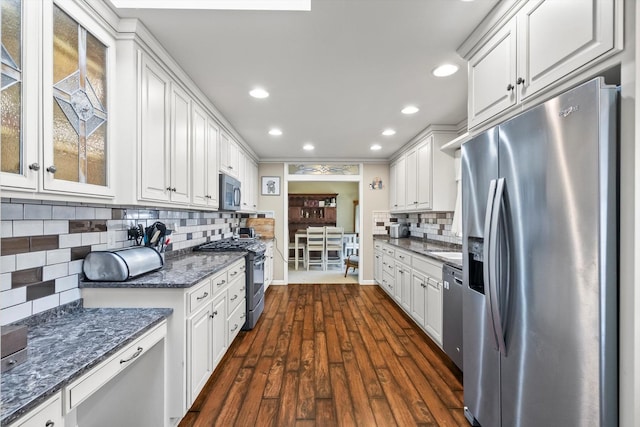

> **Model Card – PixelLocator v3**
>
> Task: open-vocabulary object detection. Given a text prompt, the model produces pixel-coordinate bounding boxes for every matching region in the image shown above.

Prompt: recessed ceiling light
[268,128,282,136]
[303,143,314,151]
[370,144,382,151]
[249,88,269,99]
[382,129,396,136]
[401,106,419,115]
[432,64,459,77]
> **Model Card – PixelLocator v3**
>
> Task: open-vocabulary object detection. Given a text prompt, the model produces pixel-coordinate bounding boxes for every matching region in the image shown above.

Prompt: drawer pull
[196,292,209,301]
[210,310,218,318]
[231,324,238,332]
[240,286,246,292]
[120,346,143,364]
[230,294,238,301]
[230,271,238,277]
[241,313,246,319]
[45,421,55,427]
[217,280,226,287]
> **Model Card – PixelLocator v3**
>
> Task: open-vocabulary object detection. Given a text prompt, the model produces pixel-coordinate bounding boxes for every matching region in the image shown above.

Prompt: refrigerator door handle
[489,177,507,357]
[483,179,500,350]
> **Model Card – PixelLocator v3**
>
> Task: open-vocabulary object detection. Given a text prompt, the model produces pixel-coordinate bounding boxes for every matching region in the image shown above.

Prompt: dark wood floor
[179,284,465,427]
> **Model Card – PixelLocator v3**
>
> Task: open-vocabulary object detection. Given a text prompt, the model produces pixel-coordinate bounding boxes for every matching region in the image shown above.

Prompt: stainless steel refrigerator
[461,77,618,427]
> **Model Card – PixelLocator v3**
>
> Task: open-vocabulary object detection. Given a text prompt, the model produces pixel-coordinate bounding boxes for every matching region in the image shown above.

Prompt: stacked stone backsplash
[391,211,462,246]
[1,198,241,325]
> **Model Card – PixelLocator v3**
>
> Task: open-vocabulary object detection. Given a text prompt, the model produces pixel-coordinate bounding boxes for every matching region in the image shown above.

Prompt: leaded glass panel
[288,164,360,175]
[1,0,23,175]
[53,5,107,186]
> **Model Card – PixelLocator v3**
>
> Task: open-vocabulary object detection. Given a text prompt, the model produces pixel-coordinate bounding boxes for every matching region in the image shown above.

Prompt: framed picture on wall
[261,176,280,196]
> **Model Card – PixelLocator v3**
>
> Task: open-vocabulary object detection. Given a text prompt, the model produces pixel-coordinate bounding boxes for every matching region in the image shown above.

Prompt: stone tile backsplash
[0,198,241,325]
[393,211,461,245]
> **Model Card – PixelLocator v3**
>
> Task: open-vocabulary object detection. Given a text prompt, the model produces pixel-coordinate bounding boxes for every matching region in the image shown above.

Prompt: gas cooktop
[194,238,265,255]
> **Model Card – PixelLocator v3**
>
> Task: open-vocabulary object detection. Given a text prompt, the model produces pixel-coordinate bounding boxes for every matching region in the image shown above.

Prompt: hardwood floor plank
[451,408,469,426]
[187,356,244,423]
[255,399,279,427]
[377,341,435,424]
[328,287,342,312]
[341,350,379,426]
[277,370,300,426]
[314,300,325,332]
[303,301,315,340]
[296,339,316,419]
[209,367,252,427]
[404,329,463,390]
[261,313,285,357]
[374,310,409,357]
[377,367,419,427]
[315,399,337,427]
[244,316,273,367]
[286,320,303,371]
[177,411,197,427]
[399,335,462,408]
[315,331,332,398]
[333,310,353,352]
[324,315,343,364]
[329,364,358,427]
[370,398,399,427]
[263,355,285,398]
[353,314,387,369]
[402,356,460,427]
[235,357,273,426]
[347,331,384,398]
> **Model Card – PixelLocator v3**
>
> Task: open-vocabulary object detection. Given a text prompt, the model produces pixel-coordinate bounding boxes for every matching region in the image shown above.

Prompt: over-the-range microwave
[219,173,241,211]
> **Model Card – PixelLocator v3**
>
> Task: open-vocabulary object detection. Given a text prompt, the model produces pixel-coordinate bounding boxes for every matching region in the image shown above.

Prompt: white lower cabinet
[7,393,62,427]
[375,241,444,347]
[81,258,245,425]
[425,277,443,346]
[188,303,214,403]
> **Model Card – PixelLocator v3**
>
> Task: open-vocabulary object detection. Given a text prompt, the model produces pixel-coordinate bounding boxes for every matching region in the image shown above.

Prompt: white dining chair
[306,227,326,270]
[343,233,359,257]
[325,226,344,269]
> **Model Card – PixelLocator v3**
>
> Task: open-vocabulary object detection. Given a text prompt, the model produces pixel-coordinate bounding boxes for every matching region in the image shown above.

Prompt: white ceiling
[109,0,498,161]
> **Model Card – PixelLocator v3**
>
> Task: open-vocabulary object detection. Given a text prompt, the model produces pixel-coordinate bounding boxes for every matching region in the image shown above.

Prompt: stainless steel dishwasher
[443,262,463,370]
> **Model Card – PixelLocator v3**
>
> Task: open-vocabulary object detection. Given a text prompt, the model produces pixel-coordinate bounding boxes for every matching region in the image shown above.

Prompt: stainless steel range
[194,238,266,330]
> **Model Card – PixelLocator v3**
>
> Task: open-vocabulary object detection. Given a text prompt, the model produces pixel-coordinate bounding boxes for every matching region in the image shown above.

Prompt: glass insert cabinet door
[43,1,115,196]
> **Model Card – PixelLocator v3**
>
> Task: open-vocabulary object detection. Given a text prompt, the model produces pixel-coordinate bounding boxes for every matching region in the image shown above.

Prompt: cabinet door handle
[45,421,55,427]
[231,324,238,332]
[120,346,143,364]
[196,292,209,301]
[230,271,238,277]
[230,294,238,301]
[210,310,218,318]
[517,77,525,85]
[241,313,246,319]
[506,83,514,92]
[28,163,40,171]
[46,165,57,173]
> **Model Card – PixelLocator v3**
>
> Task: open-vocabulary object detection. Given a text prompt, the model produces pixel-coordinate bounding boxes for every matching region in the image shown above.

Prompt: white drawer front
[210,270,228,297]
[227,260,245,283]
[65,322,167,412]
[9,393,62,427]
[228,300,246,342]
[394,249,412,265]
[227,275,246,313]
[412,255,442,278]
[188,279,212,315]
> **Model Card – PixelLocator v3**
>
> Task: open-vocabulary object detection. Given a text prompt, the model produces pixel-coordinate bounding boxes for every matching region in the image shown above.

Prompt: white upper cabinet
[390,130,455,213]
[405,137,434,211]
[467,0,618,128]
[468,20,517,127]
[169,84,191,204]
[139,55,172,202]
[219,131,239,178]
[192,103,219,208]
[2,0,116,200]
[517,0,616,97]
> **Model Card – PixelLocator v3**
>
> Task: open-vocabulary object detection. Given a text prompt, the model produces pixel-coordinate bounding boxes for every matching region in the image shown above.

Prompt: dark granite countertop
[1,306,172,425]
[80,251,246,289]
[374,236,462,267]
